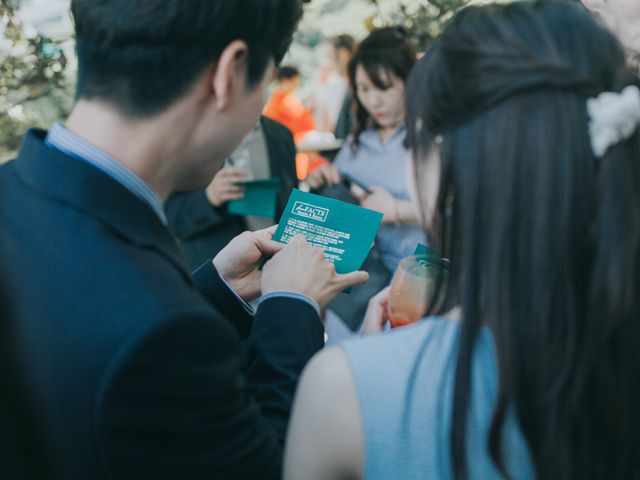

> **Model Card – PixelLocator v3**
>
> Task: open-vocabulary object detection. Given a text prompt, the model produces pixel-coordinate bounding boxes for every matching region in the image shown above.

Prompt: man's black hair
[276,66,300,81]
[71,0,303,118]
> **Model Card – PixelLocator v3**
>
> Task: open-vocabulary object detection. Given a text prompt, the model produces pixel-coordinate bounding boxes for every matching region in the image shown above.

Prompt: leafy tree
[0,0,470,160]
[365,0,469,50]
[1,0,73,161]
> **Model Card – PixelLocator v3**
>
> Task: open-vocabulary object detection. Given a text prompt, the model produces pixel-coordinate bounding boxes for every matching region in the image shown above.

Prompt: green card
[272,189,383,274]
[228,178,280,219]
[414,243,429,256]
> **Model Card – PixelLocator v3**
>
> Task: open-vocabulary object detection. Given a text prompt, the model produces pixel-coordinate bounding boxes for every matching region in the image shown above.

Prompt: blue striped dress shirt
[46,123,168,224]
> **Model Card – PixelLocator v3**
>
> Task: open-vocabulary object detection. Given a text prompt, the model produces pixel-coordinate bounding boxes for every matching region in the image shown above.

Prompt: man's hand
[261,236,369,309]
[360,287,391,335]
[206,167,248,207]
[213,226,283,301]
[306,164,341,190]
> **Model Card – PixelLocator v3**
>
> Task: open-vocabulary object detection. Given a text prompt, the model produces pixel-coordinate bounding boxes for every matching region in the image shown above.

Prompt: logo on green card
[292,201,330,222]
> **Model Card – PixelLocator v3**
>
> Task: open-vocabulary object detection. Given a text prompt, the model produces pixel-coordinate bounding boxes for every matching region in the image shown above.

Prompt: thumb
[256,224,278,240]
[335,270,369,290]
[329,167,342,185]
[291,234,309,246]
[253,235,285,256]
[351,186,367,201]
[361,286,391,335]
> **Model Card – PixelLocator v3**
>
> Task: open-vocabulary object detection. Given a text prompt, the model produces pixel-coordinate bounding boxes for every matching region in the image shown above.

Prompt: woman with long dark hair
[308,27,426,273]
[285,1,640,478]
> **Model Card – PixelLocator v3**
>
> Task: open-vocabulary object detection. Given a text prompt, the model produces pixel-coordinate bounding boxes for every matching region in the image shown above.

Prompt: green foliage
[366,0,469,50]
[0,0,469,160]
[1,0,73,161]
[0,0,21,17]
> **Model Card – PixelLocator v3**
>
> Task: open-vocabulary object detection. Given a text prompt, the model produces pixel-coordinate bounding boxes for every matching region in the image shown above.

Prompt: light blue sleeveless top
[340,318,535,479]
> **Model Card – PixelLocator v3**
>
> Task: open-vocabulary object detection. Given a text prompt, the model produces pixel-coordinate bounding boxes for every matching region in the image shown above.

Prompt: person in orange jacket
[263,66,315,142]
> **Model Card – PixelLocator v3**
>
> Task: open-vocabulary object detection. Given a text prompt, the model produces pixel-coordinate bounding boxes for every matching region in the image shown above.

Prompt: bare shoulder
[301,346,353,393]
[284,346,364,480]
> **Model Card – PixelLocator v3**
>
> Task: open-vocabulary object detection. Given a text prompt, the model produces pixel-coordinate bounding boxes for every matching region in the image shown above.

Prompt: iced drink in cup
[388,254,447,328]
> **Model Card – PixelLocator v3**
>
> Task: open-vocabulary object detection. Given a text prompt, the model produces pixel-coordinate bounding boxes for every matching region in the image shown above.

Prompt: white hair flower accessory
[587,85,640,158]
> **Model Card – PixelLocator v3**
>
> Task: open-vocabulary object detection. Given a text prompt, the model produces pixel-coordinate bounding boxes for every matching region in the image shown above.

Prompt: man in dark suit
[166,115,298,269]
[0,1,368,478]
[0,274,56,479]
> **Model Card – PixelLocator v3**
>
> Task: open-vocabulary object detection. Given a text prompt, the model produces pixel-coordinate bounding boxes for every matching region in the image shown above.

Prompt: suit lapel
[13,129,193,282]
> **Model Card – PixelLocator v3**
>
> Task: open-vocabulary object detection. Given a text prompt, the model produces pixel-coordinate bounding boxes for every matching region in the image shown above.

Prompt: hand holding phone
[340,172,372,197]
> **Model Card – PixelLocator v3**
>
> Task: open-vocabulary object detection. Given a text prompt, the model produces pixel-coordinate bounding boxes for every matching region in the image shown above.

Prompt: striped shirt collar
[45,123,167,224]
[359,123,406,149]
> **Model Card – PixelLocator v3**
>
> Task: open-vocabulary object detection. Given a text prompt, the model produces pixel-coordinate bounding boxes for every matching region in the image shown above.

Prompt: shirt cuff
[218,269,321,319]
[218,272,256,316]
[259,291,321,318]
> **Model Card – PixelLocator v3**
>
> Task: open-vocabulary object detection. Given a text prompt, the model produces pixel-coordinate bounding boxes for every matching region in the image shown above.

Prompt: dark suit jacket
[0,130,323,479]
[1,274,56,479]
[165,116,297,269]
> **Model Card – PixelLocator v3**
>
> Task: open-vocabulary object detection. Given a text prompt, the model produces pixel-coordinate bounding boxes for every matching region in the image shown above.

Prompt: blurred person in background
[263,65,316,142]
[310,53,347,132]
[308,27,426,274]
[332,34,358,140]
[286,1,640,478]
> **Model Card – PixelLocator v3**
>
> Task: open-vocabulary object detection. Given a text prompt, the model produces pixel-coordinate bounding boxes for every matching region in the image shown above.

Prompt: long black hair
[347,27,416,148]
[406,1,640,478]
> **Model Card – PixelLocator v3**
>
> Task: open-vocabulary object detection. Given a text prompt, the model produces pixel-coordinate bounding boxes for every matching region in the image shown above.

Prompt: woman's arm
[284,347,364,480]
[359,186,420,225]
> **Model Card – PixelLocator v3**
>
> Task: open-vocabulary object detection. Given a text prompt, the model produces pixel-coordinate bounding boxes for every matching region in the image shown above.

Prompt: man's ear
[210,40,249,111]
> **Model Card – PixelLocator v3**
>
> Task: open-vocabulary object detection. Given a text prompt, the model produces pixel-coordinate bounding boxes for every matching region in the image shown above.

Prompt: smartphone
[339,172,372,195]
